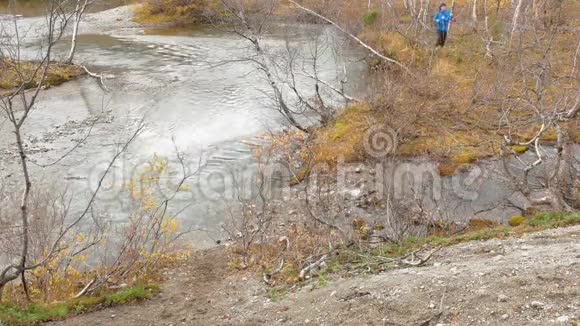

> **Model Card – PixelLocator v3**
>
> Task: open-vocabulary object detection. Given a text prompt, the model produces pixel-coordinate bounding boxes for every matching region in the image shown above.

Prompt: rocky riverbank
[51,225,580,326]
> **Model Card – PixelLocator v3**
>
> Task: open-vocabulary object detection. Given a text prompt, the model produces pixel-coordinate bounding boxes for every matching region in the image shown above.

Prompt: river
[0,4,369,247]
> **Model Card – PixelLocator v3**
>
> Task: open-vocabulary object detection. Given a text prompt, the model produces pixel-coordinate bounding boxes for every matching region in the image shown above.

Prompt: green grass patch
[328,211,579,275]
[0,284,159,326]
[309,103,373,164]
[511,145,529,153]
[267,285,288,302]
[527,211,580,228]
[362,11,379,26]
[508,215,526,226]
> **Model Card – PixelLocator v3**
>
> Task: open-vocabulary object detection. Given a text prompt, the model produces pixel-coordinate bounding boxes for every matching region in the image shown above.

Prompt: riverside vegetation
[134,0,580,317]
[0,0,579,325]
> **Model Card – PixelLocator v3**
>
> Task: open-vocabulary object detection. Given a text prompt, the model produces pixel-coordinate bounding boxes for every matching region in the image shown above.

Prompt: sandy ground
[51,225,579,326]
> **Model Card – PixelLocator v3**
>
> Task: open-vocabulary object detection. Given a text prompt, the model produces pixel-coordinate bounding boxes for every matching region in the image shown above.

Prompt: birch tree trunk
[472,0,478,29]
[510,0,523,46]
[65,0,90,64]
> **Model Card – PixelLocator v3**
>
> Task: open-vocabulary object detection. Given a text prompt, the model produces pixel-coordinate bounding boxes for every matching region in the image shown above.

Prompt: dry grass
[0,284,160,326]
[227,210,580,286]
[226,224,344,285]
[0,60,83,93]
[301,20,579,175]
[3,250,189,307]
[132,0,210,24]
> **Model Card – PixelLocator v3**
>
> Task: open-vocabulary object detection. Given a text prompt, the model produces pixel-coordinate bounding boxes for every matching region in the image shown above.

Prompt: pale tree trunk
[408,0,417,24]
[482,0,495,58]
[483,0,489,34]
[566,42,580,118]
[66,0,91,64]
[219,0,309,132]
[423,0,431,25]
[472,0,478,29]
[567,100,579,118]
[510,0,523,46]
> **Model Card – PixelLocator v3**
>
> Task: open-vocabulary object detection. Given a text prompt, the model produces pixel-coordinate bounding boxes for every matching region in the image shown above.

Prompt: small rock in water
[501,314,509,320]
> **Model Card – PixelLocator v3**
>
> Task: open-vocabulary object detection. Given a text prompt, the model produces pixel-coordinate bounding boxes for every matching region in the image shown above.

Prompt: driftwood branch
[298,71,361,102]
[401,246,443,266]
[299,253,329,281]
[263,236,290,285]
[73,278,96,298]
[82,65,110,92]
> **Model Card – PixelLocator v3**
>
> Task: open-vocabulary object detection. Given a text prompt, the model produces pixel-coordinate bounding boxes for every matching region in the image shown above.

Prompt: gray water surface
[0,14,368,246]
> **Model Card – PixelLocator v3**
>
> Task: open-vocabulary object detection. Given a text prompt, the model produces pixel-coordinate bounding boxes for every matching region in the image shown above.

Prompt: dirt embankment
[51,225,579,326]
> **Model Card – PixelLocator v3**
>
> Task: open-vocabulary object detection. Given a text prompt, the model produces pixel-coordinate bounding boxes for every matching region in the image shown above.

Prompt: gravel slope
[51,225,580,326]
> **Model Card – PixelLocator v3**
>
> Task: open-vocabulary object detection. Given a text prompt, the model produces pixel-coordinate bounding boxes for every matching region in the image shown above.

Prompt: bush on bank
[227,210,580,287]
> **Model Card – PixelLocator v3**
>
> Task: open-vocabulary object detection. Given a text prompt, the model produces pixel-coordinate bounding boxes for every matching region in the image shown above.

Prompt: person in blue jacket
[433,3,452,47]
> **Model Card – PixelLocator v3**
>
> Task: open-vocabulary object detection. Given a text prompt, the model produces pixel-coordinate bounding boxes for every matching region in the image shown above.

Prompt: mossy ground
[132,0,220,25]
[0,61,84,93]
[307,103,372,165]
[329,211,580,274]
[0,284,159,326]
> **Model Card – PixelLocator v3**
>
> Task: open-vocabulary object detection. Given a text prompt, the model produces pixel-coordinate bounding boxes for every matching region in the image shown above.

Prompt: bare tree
[217,0,358,131]
[0,1,142,299]
[218,0,309,131]
[497,27,579,211]
[65,0,97,64]
[77,149,201,296]
[0,0,76,300]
